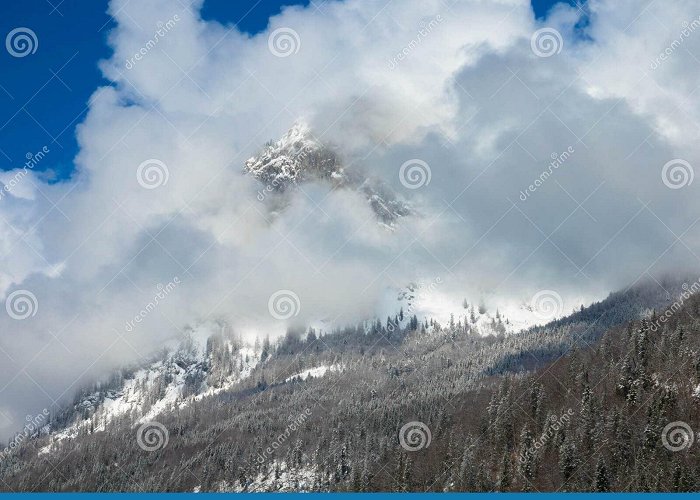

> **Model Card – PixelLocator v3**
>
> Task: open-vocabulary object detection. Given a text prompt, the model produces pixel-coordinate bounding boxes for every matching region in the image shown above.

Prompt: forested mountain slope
[0,277,696,491]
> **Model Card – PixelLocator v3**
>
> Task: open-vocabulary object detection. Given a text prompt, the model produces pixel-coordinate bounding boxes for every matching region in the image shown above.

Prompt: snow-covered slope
[245,122,412,228]
[379,283,576,337]
[39,326,260,455]
[284,364,342,383]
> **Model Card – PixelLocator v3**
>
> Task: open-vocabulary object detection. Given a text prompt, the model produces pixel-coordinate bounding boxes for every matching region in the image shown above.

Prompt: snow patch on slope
[285,364,342,383]
[379,283,582,336]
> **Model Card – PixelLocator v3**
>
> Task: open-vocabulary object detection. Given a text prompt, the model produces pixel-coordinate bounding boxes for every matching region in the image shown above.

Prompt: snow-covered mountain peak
[244,121,335,189]
[245,122,412,228]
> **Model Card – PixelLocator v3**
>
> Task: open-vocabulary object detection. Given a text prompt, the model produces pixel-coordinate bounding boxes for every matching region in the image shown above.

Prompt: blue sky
[0,0,575,181]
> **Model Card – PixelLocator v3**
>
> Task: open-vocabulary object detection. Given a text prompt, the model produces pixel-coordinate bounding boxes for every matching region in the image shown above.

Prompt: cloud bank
[1,0,699,438]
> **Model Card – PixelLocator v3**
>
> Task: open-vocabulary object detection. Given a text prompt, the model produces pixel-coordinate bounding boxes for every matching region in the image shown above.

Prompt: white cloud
[1,0,699,438]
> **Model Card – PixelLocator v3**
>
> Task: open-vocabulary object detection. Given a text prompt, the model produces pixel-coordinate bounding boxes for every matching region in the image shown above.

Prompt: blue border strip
[0,494,698,498]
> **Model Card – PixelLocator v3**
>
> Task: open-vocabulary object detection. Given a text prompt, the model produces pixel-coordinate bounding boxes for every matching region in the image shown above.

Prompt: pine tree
[594,458,610,492]
[517,425,536,491]
[496,450,511,491]
[558,436,580,488]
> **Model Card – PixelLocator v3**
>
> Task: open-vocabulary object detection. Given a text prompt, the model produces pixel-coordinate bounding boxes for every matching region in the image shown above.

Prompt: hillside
[0,277,695,492]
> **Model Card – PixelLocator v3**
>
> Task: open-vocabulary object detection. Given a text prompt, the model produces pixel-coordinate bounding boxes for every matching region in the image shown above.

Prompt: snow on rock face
[38,327,260,456]
[244,122,327,189]
[244,121,412,227]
